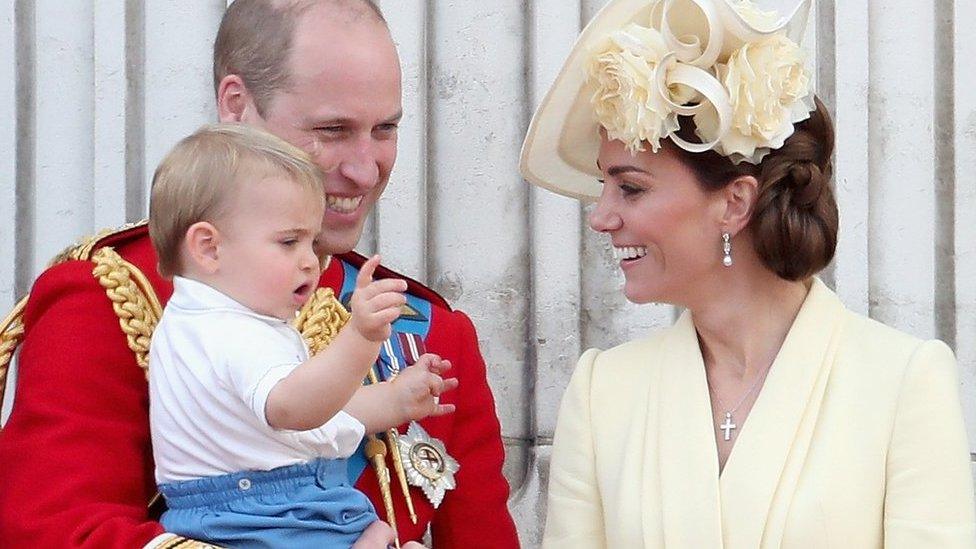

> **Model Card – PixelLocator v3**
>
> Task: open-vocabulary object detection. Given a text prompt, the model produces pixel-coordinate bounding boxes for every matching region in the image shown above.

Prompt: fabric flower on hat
[588,23,694,154]
[696,33,813,162]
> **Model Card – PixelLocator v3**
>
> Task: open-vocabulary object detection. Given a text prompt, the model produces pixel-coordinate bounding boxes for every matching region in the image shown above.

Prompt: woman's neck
[689,265,810,380]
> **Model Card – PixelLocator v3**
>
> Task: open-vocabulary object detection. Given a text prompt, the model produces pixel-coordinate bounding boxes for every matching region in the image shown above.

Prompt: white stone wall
[0,1,974,546]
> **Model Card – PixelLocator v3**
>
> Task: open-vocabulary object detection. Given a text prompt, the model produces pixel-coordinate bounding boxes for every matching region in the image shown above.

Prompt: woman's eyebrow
[607,165,650,177]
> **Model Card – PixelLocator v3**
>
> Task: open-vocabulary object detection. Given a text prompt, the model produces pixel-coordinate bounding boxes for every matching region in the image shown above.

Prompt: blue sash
[337,260,434,482]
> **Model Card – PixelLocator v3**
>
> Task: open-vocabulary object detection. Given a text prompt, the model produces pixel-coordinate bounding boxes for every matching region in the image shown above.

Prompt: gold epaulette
[0,221,150,416]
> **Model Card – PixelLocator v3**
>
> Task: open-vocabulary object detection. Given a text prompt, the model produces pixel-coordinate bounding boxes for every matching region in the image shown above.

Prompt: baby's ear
[184,221,221,274]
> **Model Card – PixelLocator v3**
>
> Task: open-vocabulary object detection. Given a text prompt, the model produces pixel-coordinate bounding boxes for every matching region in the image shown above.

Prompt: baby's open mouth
[293,283,313,302]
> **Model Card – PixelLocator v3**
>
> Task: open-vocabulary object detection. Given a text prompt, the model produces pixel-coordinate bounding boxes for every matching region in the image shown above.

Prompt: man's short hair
[148,123,324,279]
[213,0,386,115]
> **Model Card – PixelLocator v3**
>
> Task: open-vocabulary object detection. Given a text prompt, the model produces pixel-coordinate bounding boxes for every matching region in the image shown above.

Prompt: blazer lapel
[652,312,724,548]
[718,278,848,548]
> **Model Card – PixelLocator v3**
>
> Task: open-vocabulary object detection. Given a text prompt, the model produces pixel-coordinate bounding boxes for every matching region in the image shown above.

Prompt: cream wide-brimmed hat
[519,0,814,200]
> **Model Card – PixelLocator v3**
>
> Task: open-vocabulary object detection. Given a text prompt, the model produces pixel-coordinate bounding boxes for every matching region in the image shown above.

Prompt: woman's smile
[613,244,648,269]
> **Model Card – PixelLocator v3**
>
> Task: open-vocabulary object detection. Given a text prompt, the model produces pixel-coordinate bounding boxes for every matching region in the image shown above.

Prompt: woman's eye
[620,183,643,196]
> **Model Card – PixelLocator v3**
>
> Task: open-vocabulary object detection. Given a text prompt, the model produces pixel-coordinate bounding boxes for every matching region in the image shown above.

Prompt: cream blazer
[544,279,976,548]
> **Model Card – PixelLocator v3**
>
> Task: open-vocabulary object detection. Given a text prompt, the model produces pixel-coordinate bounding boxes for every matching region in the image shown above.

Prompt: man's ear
[184,221,221,274]
[720,175,760,236]
[216,74,260,123]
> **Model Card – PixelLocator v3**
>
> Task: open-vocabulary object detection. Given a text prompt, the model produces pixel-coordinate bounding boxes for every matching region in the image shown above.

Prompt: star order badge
[397,421,459,508]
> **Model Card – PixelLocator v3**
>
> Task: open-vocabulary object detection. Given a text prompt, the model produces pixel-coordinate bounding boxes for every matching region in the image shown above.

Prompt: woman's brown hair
[669,97,838,281]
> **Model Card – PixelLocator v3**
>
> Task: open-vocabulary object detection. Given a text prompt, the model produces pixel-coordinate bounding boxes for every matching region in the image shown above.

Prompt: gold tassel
[364,434,399,549]
[366,369,417,525]
[387,425,418,524]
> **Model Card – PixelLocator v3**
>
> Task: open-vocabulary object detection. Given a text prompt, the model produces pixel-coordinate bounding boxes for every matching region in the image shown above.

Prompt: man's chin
[318,230,364,257]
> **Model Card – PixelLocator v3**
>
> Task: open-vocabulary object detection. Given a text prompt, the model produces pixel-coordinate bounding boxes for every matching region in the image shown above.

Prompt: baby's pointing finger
[355,255,382,289]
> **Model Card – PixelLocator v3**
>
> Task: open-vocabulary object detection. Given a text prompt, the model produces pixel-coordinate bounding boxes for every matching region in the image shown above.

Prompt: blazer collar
[720,278,847,546]
[650,278,849,548]
[652,309,724,547]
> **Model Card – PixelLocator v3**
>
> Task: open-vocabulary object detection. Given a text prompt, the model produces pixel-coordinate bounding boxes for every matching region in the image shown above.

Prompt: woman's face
[590,136,726,305]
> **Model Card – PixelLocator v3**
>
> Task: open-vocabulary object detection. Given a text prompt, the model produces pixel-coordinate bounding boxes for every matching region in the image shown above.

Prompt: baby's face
[212,177,325,320]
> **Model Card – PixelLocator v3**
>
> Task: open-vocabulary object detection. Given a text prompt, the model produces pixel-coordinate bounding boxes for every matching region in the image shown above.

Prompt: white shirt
[149,277,365,484]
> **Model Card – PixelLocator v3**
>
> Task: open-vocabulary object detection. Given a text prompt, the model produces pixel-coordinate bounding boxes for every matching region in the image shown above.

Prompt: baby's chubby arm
[344,353,458,434]
[265,255,406,431]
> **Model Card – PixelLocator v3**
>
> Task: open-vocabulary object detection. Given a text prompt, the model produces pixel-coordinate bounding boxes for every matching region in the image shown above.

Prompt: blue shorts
[159,458,377,549]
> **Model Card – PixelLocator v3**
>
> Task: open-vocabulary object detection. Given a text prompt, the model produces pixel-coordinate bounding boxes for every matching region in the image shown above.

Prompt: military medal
[398,421,459,508]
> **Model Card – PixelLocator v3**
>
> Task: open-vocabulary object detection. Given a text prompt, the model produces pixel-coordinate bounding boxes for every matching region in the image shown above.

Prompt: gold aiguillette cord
[366,368,417,524]
[364,434,399,549]
[386,423,417,524]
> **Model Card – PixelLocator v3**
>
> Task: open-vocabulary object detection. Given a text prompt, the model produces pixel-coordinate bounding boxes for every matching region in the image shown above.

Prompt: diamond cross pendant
[720,412,737,441]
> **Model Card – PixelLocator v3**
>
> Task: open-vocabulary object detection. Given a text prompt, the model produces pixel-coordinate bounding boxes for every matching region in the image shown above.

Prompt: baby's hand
[349,255,408,342]
[390,354,458,423]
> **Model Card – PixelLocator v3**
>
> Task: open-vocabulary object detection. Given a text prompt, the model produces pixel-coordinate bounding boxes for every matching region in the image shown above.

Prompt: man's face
[241,8,402,255]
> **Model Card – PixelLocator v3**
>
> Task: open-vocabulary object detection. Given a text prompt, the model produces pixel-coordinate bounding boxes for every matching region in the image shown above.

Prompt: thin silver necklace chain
[706,361,774,440]
[708,363,772,414]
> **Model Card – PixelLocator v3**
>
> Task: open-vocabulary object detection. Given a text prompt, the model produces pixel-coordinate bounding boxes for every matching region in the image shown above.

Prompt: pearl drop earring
[722,232,733,267]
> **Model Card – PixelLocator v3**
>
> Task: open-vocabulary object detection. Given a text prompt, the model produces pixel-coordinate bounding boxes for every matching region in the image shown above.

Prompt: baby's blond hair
[149,123,323,278]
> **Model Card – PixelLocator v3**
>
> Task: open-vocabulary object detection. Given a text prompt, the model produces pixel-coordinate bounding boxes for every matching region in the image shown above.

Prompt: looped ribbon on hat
[656,0,796,155]
[654,54,730,153]
[660,0,726,68]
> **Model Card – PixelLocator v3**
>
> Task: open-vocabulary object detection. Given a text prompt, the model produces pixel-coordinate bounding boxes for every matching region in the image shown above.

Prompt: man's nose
[338,138,380,189]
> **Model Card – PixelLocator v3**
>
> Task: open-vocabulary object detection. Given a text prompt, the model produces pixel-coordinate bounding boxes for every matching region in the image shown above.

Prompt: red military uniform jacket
[0,224,519,548]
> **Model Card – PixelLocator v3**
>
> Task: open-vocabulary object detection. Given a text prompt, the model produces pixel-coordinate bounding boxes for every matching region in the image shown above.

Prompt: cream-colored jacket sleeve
[883,339,976,548]
[542,348,606,548]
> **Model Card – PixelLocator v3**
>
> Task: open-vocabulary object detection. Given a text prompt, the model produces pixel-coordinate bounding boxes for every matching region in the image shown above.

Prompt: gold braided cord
[0,296,28,425]
[91,247,162,377]
[294,287,350,354]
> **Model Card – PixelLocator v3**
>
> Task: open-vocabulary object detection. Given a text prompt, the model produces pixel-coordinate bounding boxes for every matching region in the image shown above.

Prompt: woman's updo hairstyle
[669,96,838,281]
